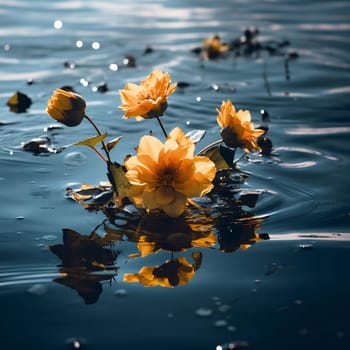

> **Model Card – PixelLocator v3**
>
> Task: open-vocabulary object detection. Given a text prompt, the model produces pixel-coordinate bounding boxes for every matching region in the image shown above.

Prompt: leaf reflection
[49,228,118,304]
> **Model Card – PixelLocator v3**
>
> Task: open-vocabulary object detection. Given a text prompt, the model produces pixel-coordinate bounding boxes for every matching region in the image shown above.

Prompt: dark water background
[1,0,350,349]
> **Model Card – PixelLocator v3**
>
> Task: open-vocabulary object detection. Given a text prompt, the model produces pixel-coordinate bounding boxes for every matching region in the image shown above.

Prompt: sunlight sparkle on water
[76,40,83,48]
[92,41,100,50]
[53,20,63,29]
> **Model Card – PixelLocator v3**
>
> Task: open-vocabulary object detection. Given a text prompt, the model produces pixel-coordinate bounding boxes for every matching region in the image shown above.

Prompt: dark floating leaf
[260,109,270,122]
[21,137,51,154]
[63,61,76,69]
[219,144,235,166]
[257,136,273,155]
[96,82,109,93]
[177,81,191,88]
[288,51,299,60]
[7,91,32,113]
[123,55,136,67]
[143,45,154,55]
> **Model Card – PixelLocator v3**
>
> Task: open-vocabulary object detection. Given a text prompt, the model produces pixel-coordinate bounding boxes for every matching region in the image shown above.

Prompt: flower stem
[88,146,107,163]
[196,139,223,156]
[156,117,168,138]
[84,115,111,162]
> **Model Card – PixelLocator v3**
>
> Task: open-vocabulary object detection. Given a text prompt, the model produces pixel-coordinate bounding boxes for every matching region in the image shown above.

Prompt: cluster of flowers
[47,69,265,218]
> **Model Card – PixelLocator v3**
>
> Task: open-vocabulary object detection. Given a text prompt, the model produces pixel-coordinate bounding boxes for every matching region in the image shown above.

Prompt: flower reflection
[49,228,118,304]
[124,252,202,288]
[54,170,269,293]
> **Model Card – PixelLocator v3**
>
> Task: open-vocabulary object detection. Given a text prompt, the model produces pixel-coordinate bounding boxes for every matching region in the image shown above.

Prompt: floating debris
[143,45,154,55]
[257,136,273,155]
[7,91,32,113]
[123,55,136,68]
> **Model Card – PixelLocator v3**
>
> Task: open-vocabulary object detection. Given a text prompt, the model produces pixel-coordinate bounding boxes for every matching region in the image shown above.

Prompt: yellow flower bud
[47,88,86,127]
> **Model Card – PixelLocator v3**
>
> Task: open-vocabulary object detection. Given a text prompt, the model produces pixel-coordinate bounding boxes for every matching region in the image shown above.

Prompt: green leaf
[203,145,231,170]
[105,136,122,152]
[107,162,130,200]
[74,132,108,147]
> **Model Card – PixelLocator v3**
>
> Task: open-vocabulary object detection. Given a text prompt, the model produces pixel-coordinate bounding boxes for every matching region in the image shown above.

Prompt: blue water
[1,0,350,349]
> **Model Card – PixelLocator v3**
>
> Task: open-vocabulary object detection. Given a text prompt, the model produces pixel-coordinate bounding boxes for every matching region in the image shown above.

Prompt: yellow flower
[217,100,265,151]
[47,88,86,127]
[202,35,229,60]
[125,127,216,218]
[118,69,177,120]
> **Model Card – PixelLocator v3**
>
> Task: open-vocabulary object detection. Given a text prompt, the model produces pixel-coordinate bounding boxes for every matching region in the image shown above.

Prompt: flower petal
[162,191,187,218]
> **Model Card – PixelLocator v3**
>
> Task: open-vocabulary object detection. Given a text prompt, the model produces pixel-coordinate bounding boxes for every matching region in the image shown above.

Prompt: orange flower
[118,69,177,120]
[202,35,229,60]
[217,100,265,151]
[47,88,86,127]
[125,127,216,218]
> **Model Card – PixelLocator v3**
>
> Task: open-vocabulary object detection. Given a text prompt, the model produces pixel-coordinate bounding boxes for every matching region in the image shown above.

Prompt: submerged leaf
[74,133,107,148]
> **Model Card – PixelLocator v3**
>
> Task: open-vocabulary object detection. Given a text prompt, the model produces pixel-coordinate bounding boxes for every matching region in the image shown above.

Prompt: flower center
[158,166,176,186]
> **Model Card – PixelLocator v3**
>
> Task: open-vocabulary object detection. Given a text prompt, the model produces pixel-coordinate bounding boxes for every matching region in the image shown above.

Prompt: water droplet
[254,279,262,284]
[196,96,202,102]
[294,299,303,305]
[227,325,237,332]
[212,83,219,91]
[167,313,174,319]
[64,152,87,167]
[214,319,228,328]
[27,284,48,296]
[16,216,24,220]
[92,41,100,50]
[114,289,128,297]
[76,40,83,48]
[53,20,63,29]
[4,43,11,51]
[186,120,191,125]
[195,307,213,317]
